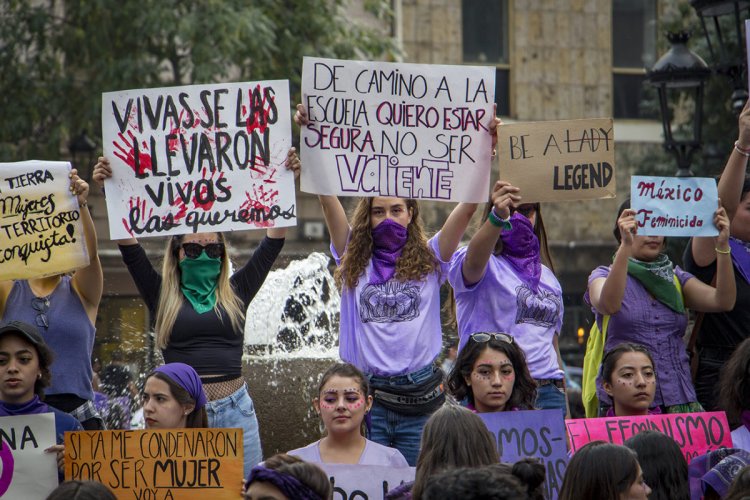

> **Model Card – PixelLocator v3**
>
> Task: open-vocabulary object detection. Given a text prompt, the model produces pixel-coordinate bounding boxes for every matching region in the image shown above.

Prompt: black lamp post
[690,0,750,114]
[646,32,711,177]
[68,129,97,180]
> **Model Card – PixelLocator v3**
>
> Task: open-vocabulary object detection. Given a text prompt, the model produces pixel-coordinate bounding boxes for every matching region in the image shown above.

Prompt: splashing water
[244,252,340,359]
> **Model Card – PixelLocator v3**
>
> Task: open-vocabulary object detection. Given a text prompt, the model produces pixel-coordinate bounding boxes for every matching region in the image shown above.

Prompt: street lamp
[68,129,97,180]
[646,32,711,177]
[690,0,750,114]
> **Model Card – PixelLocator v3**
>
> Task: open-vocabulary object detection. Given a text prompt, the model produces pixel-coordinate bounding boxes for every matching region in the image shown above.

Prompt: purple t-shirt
[585,265,697,407]
[334,234,448,376]
[448,247,564,380]
[288,439,409,467]
[732,426,750,453]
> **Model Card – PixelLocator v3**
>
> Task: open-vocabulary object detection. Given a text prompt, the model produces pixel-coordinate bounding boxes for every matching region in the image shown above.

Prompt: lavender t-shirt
[288,439,409,467]
[585,265,696,407]
[334,233,448,376]
[448,247,564,380]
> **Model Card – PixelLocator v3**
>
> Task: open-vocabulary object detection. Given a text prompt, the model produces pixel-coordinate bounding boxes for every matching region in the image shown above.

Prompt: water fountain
[243,252,341,456]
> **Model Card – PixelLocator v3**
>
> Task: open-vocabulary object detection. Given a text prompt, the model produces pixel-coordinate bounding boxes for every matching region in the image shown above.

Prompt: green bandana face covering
[179,253,221,314]
[626,253,685,313]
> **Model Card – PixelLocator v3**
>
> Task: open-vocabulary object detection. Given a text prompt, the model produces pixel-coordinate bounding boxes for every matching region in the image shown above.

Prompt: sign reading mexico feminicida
[102,81,296,240]
[300,57,496,202]
[498,118,616,202]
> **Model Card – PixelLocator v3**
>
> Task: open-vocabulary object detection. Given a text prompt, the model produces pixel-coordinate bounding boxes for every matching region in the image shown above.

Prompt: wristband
[715,246,731,254]
[735,141,750,157]
[488,207,512,230]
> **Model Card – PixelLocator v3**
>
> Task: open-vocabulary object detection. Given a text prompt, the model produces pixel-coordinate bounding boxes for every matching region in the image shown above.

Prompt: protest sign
[631,175,718,236]
[0,161,89,280]
[320,464,415,500]
[565,411,732,463]
[300,57,495,202]
[0,413,58,499]
[479,409,568,500]
[102,81,295,239]
[65,428,243,500]
[498,118,616,202]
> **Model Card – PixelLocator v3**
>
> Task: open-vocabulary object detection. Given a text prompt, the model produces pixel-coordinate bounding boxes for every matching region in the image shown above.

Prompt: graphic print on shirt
[360,281,422,323]
[514,284,561,327]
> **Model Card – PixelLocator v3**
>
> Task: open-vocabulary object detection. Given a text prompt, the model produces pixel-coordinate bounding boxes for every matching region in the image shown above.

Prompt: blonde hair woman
[93,149,300,476]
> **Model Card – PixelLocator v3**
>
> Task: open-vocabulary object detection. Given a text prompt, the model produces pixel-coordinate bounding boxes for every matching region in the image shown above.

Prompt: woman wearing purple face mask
[294,104,499,466]
[447,180,568,414]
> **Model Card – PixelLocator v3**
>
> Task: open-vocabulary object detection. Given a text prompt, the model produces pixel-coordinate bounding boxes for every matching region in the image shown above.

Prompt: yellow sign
[498,118,616,202]
[0,161,89,280]
[65,428,244,500]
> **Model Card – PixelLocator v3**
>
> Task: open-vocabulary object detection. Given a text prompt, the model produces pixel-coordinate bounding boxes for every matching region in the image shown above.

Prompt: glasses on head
[31,297,49,329]
[470,332,514,344]
[179,242,225,259]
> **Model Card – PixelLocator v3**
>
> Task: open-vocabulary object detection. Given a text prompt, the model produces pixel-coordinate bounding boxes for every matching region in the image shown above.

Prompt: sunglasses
[511,204,539,217]
[178,242,225,259]
[31,297,50,329]
[470,332,514,344]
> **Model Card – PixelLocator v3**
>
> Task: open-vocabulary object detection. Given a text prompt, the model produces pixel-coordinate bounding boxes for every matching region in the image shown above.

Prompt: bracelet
[715,246,731,254]
[488,207,512,230]
[79,200,88,208]
[734,141,750,157]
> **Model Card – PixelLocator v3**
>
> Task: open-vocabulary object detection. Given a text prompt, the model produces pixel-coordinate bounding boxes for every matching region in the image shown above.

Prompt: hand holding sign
[616,208,638,248]
[490,180,521,220]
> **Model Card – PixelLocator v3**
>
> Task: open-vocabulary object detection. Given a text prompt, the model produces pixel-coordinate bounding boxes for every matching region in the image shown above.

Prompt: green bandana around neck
[626,253,684,313]
[179,253,221,314]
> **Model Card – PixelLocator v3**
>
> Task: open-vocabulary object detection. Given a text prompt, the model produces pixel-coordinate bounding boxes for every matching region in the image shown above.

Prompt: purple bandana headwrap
[688,448,750,499]
[729,236,750,285]
[369,218,408,285]
[500,212,542,291]
[154,363,207,409]
[246,465,323,500]
[0,395,49,416]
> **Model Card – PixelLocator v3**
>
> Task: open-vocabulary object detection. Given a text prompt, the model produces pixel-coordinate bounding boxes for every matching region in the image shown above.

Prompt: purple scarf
[369,218,408,285]
[501,212,542,291]
[246,465,323,500]
[742,410,750,432]
[154,363,207,409]
[0,395,50,416]
[729,237,750,285]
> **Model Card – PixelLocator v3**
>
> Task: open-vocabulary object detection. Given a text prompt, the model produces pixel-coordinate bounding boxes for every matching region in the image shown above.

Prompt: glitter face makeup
[315,376,371,436]
[465,347,516,413]
[603,351,656,417]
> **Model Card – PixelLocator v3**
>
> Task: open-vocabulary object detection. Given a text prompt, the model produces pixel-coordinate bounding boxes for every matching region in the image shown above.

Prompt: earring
[37,374,42,380]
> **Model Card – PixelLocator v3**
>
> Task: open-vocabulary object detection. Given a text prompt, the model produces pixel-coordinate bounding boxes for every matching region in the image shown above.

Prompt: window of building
[612,0,659,119]
[462,0,510,116]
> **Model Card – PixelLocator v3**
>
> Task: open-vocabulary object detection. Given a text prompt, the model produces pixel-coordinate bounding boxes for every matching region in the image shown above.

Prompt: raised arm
[683,206,736,312]
[294,103,350,255]
[266,147,301,239]
[462,180,521,285]
[69,169,103,322]
[588,209,637,315]
[92,157,138,246]
[717,100,750,219]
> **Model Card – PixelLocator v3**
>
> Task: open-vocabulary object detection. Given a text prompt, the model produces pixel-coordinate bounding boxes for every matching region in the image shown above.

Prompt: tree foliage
[0,0,397,161]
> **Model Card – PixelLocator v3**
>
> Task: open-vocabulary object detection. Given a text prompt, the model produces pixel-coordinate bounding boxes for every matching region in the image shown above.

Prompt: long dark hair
[601,342,655,384]
[317,362,368,395]
[146,372,208,428]
[412,404,499,500]
[625,431,688,500]
[718,337,750,426]
[447,334,537,411]
[559,441,640,500]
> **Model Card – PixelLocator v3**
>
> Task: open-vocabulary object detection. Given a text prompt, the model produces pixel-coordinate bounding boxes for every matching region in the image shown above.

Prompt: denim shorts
[204,383,262,478]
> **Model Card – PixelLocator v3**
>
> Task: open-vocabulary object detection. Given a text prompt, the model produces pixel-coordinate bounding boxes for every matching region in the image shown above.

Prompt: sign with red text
[498,118,616,202]
[0,413,58,499]
[300,57,495,202]
[65,428,243,500]
[102,82,295,239]
[565,412,732,463]
[631,175,718,237]
[320,464,415,500]
[480,410,568,500]
[0,161,89,280]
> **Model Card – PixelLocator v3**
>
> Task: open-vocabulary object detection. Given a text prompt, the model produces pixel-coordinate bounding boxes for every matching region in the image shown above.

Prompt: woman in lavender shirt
[448,181,567,412]
[288,363,407,467]
[586,200,735,413]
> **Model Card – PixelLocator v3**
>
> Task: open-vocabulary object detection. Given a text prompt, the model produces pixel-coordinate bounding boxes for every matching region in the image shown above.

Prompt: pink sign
[565,412,733,463]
